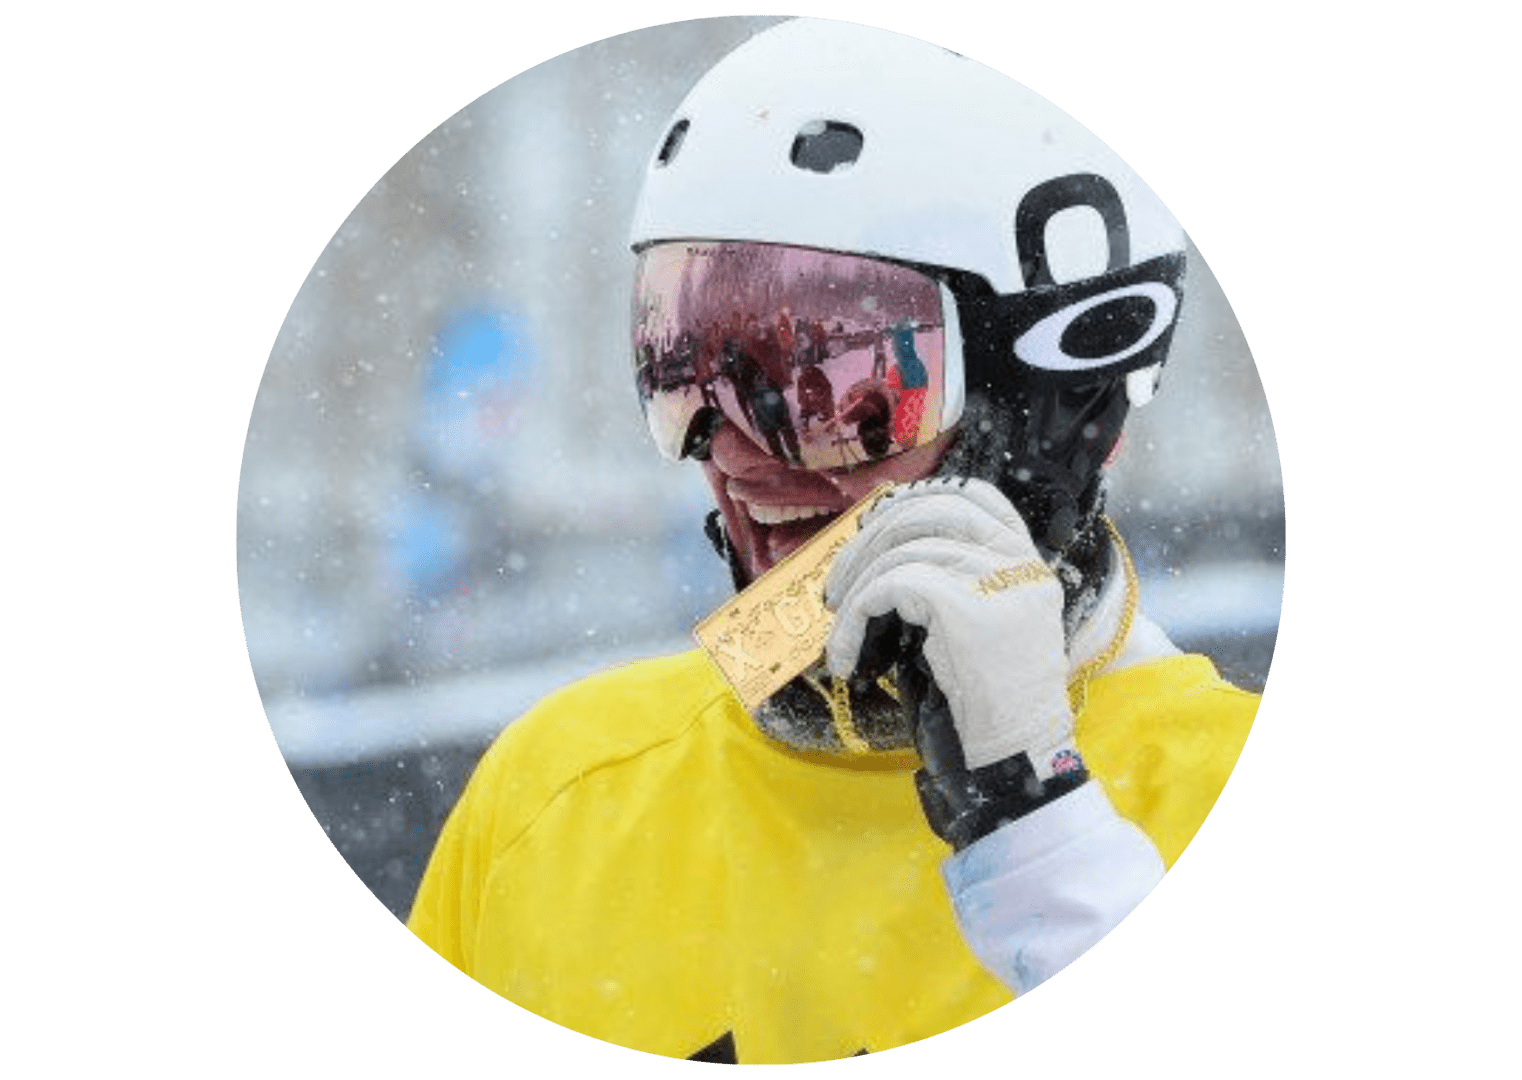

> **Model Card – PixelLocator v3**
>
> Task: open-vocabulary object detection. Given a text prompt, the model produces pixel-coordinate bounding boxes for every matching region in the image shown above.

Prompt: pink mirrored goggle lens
[632,242,948,471]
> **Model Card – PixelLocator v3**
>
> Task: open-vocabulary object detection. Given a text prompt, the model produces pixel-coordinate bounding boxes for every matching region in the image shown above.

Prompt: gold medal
[694,483,896,713]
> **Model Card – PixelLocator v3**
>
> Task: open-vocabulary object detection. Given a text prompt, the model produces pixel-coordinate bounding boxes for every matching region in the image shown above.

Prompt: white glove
[823,477,1074,774]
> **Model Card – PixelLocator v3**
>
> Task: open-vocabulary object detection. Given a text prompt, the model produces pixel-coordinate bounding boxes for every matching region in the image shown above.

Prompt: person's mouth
[739,500,841,570]
[745,503,835,527]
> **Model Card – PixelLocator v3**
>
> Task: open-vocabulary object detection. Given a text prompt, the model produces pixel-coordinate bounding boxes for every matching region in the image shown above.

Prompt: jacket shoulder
[1085,652,1259,718]
[1076,653,1259,867]
[465,649,733,841]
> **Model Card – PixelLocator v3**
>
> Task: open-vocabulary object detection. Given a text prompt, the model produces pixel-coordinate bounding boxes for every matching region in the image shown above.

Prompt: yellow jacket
[408,648,1256,1063]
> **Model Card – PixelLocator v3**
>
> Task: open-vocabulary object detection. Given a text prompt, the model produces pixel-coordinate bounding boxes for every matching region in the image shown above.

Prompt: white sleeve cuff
[942,780,1165,995]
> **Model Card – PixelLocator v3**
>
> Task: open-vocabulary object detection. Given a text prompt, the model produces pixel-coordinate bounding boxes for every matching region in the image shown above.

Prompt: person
[836,377,897,461]
[795,359,835,432]
[408,18,1258,1064]
[885,319,930,448]
[721,332,802,467]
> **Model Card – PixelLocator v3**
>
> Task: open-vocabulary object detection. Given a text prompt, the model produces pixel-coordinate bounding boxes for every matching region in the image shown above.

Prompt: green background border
[8,0,1485,1076]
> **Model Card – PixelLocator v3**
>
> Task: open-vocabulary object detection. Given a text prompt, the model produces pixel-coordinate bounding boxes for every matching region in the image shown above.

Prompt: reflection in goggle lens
[633,242,948,471]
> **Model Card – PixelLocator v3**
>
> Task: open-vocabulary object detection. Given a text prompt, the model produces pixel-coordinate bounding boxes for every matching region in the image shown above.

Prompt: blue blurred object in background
[415,307,535,475]
[390,307,536,598]
[389,494,468,597]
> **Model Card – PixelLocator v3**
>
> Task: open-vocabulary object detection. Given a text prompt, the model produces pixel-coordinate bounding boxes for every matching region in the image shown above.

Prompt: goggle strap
[959,252,1187,387]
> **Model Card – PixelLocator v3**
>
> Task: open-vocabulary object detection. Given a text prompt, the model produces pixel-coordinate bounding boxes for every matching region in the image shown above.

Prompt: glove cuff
[915,749,1090,852]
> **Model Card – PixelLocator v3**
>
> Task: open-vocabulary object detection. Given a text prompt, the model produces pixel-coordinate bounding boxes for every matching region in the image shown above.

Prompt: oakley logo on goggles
[632,242,963,471]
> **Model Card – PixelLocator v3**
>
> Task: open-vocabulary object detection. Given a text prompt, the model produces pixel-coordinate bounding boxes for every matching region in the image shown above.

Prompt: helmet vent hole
[655,119,689,167]
[790,121,863,174]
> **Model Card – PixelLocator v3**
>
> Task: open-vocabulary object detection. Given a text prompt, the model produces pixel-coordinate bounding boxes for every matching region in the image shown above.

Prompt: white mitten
[824,477,1075,775]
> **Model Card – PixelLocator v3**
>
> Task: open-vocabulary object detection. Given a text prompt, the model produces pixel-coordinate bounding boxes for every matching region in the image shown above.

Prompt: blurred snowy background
[237,17,1283,919]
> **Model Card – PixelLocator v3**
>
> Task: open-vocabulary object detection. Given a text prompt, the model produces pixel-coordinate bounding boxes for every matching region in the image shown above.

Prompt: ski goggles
[631,241,962,471]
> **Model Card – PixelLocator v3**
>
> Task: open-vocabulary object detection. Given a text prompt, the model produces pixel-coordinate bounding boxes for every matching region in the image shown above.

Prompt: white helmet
[632,18,1183,295]
[631,17,1189,552]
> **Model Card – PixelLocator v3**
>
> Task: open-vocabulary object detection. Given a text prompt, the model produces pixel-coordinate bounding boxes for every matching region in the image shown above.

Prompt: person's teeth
[748,504,832,526]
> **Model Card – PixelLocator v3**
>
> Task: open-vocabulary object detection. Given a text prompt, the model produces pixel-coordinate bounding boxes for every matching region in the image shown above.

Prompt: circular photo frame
[239,16,1282,1065]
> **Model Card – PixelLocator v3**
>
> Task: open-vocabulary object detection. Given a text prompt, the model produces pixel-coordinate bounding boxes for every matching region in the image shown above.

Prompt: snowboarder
[409,19,1257,1064]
